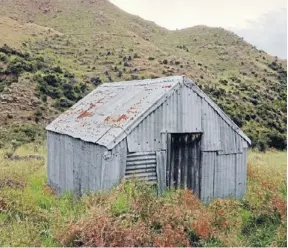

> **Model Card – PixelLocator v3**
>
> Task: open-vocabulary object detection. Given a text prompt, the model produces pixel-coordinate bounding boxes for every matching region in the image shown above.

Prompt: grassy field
[0,144,286,247]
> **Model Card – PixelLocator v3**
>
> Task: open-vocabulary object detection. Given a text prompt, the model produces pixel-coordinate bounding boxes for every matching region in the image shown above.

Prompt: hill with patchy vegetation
[0,0,286,149]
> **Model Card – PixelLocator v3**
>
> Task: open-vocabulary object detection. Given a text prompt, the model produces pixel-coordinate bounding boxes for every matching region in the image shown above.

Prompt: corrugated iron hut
[46,76,251,202]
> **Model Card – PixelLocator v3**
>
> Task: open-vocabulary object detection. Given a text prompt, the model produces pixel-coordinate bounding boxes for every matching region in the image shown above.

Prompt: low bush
[0,146,286,247]
[0,124,44,148]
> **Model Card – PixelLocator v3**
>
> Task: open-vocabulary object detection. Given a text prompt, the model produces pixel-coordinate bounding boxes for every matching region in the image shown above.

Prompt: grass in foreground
[0,144,286,247]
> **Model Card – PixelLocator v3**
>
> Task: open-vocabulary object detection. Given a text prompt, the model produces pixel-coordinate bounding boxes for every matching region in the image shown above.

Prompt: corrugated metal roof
[46,76,183,148]
[46,75,251,149]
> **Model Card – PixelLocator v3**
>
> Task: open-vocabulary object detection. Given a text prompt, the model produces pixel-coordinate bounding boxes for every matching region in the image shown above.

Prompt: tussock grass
[0,145,286,247]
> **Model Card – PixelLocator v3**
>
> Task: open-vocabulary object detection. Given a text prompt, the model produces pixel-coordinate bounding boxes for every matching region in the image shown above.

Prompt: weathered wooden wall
[47,131,127,195]
[124,84,248,202]
[47,78,249,202]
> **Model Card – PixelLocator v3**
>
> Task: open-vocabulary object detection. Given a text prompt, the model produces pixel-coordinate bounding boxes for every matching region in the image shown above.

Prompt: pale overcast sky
[109,0,287,59]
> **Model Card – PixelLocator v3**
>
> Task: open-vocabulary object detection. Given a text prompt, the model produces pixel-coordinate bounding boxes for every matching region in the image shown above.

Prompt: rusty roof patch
[76,103,97,119]
[46,76,183,148]
[77,110,92,119]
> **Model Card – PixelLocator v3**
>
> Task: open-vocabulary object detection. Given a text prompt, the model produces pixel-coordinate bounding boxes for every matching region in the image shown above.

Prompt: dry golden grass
[0,144,286,247]
[0,16,61,49]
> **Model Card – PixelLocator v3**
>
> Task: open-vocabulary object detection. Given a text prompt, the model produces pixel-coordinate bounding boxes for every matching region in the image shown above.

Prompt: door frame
[166,132,202,193]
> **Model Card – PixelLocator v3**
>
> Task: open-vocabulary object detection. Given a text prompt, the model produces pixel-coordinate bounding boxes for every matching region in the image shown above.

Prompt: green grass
[0,145,87,246]
[0,144,286,246]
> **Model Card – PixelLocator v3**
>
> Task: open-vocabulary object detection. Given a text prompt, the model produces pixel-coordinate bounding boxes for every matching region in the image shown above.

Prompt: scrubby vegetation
[0,45,90,112]
[0,0,287,150]
[0,124,44,149]
[1,44,286,150]
[0,145,286,247]
[0,1,286,246]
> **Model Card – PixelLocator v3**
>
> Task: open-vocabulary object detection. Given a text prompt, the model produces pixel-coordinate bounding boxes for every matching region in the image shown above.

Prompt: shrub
[90,77,102,86]
[257,139,268,152]
[34,109,43,123]
[0,45,26,57]
[0,52,7,62]
[123,61,130,67]
[268,61,278,71]
[48,87,62,99]
[0,124,44,146]
[43,74,61,87]
[79,83,88,93]
[33,59,46,70]
[52,66,63,73]
[219,79,228,85]
[40,94,47,102]
[6,58,33,75]
[63,71,75,79]
[53,97,74,110]
[130,74,138,80]
[267,131,287,150]
[232,115,244,128]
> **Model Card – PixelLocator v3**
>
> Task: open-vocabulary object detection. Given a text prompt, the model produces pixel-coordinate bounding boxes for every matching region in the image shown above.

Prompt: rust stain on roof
[104,114,130,126]
[46,76,184,147]
[77,103,96,119]
[117,114,129,122]
[104,116,111,122]
[77,110,92,119]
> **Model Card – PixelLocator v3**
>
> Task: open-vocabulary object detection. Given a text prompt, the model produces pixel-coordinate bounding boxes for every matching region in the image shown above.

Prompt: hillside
[0,0,286,149]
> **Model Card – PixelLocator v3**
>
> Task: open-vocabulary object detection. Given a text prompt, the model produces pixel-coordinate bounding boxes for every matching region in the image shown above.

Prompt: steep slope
[0,0,286,149]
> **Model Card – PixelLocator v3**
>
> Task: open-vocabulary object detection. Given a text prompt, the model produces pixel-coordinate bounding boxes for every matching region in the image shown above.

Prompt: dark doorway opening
[167,133,202,195]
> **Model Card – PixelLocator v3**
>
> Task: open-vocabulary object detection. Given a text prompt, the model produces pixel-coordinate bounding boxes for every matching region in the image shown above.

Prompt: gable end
[183,76,251,145]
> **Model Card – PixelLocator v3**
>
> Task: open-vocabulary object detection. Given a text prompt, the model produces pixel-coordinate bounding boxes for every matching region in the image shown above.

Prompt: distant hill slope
[0,0,286,149]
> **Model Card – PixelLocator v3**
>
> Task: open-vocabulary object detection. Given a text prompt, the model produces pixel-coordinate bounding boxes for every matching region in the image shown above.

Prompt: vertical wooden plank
[64,136,73,192]
[195,134,201,196]
[47,132,53,186]
[119,140,128,182]
[181,88,202,132]
[201,100,221,151]
[60,135,66,194]
[200,152,216,203]
[235,149,247,198]
[156,151,167,195]
[161,132,167,150]
[73,139,81,195]
[194,136,200,195]
[166,133,171,188]
[180,135,185,188]
[214,154,236,198]
[54,134,60,193]
[177,136,182,189]
[187,135,193,189]
[171,135,176,189]
[183,135,189,188]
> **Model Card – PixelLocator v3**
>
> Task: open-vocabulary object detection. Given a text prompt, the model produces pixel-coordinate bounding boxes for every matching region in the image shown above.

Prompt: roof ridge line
[104,78,184,149]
